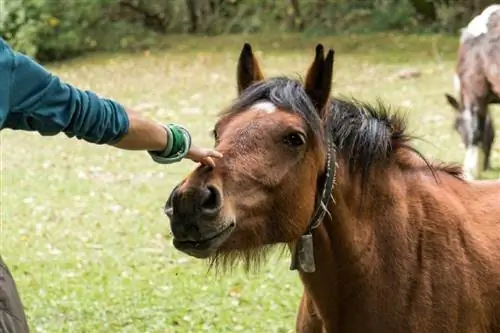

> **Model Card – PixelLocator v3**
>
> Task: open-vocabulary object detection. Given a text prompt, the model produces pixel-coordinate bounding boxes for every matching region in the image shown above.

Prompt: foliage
[0,0,158,61]
[2,0,102,60]
[1,0,498,60]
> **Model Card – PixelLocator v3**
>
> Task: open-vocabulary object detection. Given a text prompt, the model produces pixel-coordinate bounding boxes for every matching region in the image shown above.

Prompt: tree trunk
[409,0,437,22]
[118,0,167,33]
[185,0,198,33]
[288,0,304,31]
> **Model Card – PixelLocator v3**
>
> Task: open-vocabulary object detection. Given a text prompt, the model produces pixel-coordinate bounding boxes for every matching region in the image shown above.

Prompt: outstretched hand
[186,145,223,167]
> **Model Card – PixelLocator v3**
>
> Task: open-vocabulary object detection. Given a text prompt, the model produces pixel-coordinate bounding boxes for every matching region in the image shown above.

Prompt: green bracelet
[148,124,192,164]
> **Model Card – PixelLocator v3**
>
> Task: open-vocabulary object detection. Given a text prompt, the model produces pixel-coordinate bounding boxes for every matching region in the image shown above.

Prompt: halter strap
[289,137,336,273]
[308,138,336,231]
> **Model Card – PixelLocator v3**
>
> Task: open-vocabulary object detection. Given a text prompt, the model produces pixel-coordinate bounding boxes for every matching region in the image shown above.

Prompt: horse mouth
[172,221,235,259]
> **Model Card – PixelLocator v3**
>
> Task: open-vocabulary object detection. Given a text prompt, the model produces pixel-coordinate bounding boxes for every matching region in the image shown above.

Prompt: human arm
[113,110,222,166]
[1,38,221,165]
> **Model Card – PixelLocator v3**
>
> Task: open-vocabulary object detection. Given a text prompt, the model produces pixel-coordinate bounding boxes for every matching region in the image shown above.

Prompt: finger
[208,150,223,158]
[204,157,216,167]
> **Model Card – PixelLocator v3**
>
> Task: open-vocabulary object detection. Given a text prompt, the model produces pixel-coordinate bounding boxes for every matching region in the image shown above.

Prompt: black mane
[221,76,462,181]
[222,76,323,136]
[326,98,407,180]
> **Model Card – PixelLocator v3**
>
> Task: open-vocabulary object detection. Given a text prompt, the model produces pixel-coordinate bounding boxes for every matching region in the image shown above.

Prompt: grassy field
[1,33,500,333]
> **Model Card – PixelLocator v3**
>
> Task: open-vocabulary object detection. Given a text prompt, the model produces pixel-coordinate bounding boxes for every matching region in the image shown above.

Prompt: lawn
[1,32,499,333]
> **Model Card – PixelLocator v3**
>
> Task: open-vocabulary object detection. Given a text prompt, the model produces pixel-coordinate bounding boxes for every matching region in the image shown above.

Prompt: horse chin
[172,220,236,259]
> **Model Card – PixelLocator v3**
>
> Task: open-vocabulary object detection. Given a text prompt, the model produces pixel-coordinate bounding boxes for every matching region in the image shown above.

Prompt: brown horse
[445,4,500,180]
[165,43,500,333]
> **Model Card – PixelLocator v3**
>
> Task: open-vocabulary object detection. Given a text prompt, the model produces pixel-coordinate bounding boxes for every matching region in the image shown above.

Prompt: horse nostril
[164,183,182,218]
[164,204,174,218]
[200,185,221,213]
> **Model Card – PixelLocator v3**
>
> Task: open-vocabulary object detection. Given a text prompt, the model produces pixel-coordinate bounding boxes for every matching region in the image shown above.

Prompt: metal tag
[289,233,316,273]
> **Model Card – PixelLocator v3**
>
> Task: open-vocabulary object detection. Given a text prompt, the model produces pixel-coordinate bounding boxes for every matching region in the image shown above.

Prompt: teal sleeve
[1,39,129,144]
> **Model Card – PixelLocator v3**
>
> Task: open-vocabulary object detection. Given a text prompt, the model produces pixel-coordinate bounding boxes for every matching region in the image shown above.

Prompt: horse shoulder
[400,175,500,329]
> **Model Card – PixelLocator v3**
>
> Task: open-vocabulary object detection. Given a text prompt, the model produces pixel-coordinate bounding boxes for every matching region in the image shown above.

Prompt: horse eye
[283,132,305,147]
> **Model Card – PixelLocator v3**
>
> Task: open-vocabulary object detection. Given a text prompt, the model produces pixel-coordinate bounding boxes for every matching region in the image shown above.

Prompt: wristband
[148,124,192,164]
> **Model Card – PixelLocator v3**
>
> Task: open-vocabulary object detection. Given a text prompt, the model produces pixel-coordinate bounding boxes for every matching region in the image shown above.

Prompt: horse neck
[298,160,408,331]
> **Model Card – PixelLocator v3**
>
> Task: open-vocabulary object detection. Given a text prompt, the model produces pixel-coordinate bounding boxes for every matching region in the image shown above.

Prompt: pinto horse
[445,4,500,180]
[165,44,500,333]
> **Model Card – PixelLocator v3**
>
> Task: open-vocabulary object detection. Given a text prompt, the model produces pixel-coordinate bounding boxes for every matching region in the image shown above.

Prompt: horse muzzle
[165,182,235,258]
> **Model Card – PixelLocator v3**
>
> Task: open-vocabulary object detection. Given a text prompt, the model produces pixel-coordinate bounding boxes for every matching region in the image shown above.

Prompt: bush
[0,0,125,61]
[0,0,491,62]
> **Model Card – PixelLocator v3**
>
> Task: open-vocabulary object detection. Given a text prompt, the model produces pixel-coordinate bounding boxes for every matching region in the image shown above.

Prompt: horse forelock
[220,77,323,137]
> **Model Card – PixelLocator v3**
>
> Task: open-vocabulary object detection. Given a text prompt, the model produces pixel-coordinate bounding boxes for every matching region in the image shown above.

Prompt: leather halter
[290,136,337,273]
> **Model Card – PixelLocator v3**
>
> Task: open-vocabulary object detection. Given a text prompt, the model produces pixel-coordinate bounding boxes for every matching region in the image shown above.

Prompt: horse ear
[445,93,460,112]
[237,43,264,95]
[304,44,335,118]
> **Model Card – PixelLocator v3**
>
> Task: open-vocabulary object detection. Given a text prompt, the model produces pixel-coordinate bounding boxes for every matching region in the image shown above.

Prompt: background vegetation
[1,0,499,61]
[2,1,500,333]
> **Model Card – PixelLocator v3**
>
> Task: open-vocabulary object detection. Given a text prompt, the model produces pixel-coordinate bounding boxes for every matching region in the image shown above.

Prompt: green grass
[1,32,499,333]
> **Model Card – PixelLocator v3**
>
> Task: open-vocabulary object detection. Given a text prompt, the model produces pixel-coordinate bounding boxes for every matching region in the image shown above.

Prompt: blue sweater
[0,38,129,144]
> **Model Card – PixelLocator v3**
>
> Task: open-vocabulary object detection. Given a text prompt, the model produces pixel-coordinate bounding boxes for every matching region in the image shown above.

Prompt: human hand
[185,145,223,167]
